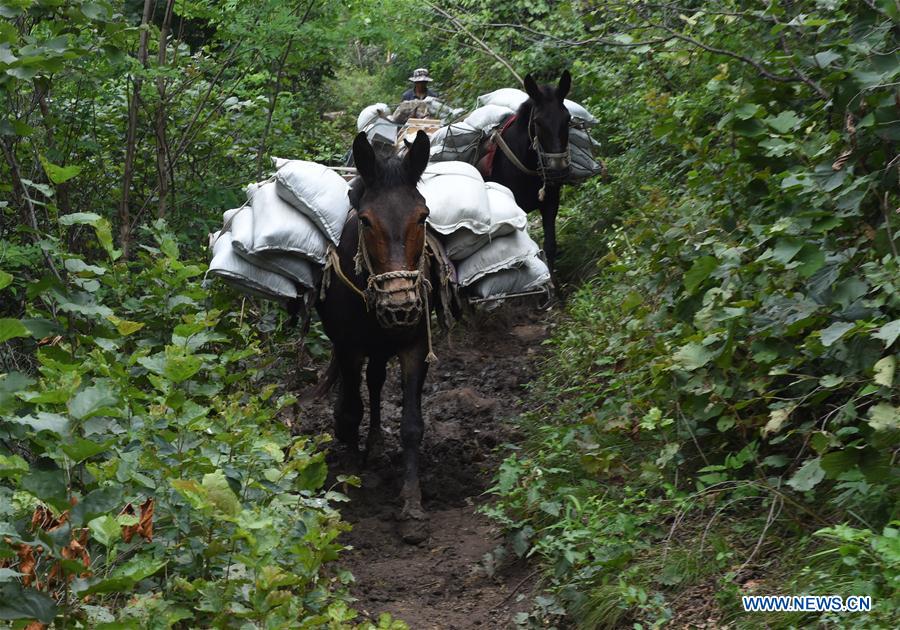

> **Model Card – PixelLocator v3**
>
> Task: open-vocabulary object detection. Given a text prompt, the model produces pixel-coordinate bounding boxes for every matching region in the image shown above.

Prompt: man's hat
[408,68,433,82]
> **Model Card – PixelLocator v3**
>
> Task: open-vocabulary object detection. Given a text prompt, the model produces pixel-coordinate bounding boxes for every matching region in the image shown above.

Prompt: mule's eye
[359,215,372,228]
[417,214,428,225]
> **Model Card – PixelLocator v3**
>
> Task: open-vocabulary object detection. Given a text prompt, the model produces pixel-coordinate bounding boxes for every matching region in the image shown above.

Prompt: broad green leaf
[0,454,28,478]
[683,256,717,295]
[765,111,803,134]
[672,342,715,371]
[819,321,854,347]
[734,103,760,120]
[787,457,825,492]
[867,403,899,431]
[873,356,895,387]
[298,459,328,491]
[39,155,81,184]
[88,515,121,547]
[106,315,144,336]
[14,412,69,435]
[69,383,119,420]
[810,50,841,67]
[821,450,860,478]
[21,466,68,504]
[61,437,112,462]
[0,270,11,290]
[873,320,900,348]
[0,318,30,343]
[59,212,103,226]
[202,471,241,516]
[0,583,57,622]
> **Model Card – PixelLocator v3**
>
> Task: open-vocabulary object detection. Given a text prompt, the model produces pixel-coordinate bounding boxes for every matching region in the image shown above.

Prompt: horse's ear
[523,74,542,103]
[556,70,571,102]
[353,131,378,185]
[404,130,430,184]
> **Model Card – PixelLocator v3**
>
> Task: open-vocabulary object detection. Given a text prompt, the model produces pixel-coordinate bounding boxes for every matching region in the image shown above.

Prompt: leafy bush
[473,0,899,627]
[0,218,381,627]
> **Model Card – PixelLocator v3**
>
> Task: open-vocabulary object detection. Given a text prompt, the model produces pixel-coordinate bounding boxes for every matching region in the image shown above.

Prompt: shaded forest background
[0,0,898,628]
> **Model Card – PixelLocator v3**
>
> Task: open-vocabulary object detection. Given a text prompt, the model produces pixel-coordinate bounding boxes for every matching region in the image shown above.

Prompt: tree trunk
[118,0,154,258]
[155,0,176,219]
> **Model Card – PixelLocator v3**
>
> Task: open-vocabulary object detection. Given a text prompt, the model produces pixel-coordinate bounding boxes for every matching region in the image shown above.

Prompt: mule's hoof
[398,516,430,545]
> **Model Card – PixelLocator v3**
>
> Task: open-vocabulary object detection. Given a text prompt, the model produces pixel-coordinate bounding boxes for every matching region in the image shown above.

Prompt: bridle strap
[320,213,438,363]
[490,128,540,176]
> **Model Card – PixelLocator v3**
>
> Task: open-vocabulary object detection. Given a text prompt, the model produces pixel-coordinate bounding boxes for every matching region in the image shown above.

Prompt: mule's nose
[546,153,571,173]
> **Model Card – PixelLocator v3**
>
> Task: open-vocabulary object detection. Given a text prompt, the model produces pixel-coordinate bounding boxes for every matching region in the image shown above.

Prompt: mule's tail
[298,352,339,404]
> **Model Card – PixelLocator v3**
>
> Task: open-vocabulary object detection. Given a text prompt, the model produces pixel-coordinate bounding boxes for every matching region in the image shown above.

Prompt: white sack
[429,122,480,150]
[476,87,598,126]
[444,229,490,262]
[468,255,551,299]
[250,251,317,289]
[418,162,491,236]
[456,229,540,286]
[564,99,598,126]
[366,118,400,145]
[484,182,527,236]
[568,128,602,182]
[275,161,350,245]
[464,104,514,131]
[357,103,389,131]
[246,182,329,264]
[208,231,297,300]
[444,182,528,261]
[476,88,528,111]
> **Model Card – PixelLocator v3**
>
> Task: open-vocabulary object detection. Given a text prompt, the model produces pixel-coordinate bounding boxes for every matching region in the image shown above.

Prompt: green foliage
[456,0,900,626]
[0,220,382,627]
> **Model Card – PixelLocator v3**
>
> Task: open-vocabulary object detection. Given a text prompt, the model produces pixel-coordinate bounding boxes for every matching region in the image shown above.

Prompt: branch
[423,1,522,85]
[652,21,828,98]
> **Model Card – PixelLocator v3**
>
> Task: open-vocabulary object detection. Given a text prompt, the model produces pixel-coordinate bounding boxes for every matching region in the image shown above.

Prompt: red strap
[477,114,517,179]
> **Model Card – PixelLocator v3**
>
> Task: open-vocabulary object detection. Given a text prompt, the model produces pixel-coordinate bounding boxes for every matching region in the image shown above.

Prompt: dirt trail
[297,306,552,629]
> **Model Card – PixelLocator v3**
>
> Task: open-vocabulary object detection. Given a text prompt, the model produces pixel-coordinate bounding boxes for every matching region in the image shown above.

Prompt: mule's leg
[397,343,429,543]
[540,185,561,267]
[333,348,365,452]
[364,354,388,462]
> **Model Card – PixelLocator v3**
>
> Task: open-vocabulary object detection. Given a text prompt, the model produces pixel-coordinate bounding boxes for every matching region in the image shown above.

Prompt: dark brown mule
[480,71,572,268]
[315,130,435,543]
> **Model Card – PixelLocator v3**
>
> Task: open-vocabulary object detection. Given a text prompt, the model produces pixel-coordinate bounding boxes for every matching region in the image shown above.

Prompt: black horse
[315,130,438,544]
[480,71,572,268]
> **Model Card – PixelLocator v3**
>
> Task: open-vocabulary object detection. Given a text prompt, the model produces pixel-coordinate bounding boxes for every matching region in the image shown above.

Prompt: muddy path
[295,305,553,629]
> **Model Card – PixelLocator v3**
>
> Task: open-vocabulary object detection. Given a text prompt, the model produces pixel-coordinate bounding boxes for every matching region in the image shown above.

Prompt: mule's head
[349,130,430,328]
[523,70,572,178]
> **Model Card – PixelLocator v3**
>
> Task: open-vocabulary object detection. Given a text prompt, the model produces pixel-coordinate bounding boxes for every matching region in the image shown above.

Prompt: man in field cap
[402,67,438,101]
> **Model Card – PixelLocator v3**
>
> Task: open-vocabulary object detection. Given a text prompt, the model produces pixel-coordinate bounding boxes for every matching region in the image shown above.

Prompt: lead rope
[325,219,438,364]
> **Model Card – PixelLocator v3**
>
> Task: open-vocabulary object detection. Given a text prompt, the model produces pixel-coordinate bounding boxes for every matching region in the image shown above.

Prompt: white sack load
[476,87,598,126]
[365,118,400,145]
[357,103,389,131]
[468,254,551,299]
[275,161,350,245]
[208,231,298,301]
[429,122,481,163]
[419,162,491,236]
[456,228,540,287]
[464,104,514,132]
[245,182,329,265]
[569,128,603,182]
[444,182,527,261]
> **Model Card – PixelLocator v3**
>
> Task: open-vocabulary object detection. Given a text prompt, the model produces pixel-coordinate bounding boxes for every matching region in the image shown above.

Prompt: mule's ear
[556,69,571,102]
[404,130,430,183]
[523,74,542,103]
[353,131,378,185]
